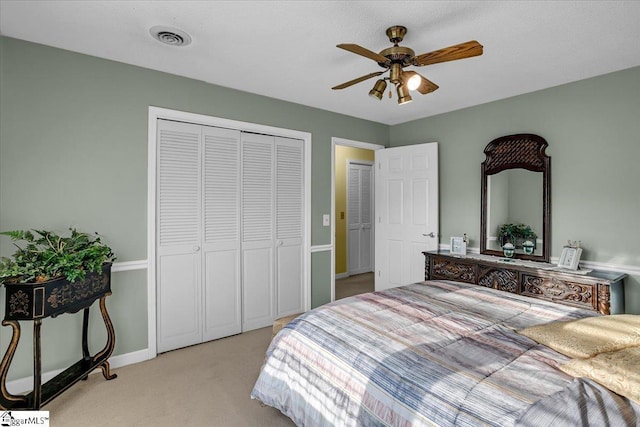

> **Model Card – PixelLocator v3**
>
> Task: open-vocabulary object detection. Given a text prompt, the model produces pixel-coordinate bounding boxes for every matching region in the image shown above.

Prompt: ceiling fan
[332,26,483,105]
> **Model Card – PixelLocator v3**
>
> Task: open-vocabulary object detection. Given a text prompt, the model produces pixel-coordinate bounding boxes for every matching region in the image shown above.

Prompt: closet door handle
[278,240,284,246]
[193,246,200,252]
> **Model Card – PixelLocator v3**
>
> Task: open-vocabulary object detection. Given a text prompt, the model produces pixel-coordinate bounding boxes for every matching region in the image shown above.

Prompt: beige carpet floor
[45,327,294,426]
[335,272,374,300]
[43,275,373,426]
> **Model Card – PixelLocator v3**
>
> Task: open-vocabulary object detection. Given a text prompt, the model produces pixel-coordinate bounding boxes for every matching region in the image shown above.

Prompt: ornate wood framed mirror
[480,134,551,262]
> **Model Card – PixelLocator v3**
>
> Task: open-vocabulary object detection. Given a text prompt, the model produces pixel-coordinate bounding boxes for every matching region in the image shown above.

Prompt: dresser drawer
[521,273,596,311]
[478,266,518,292]
[431,257,476,284]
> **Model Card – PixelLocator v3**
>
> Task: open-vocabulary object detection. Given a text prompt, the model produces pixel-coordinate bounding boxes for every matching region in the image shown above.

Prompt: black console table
[0,263,117,410]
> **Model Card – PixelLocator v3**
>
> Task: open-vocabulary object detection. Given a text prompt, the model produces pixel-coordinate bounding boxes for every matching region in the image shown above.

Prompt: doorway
[331,138,384,301]
[332,139,440,299]
[335,272,374,299]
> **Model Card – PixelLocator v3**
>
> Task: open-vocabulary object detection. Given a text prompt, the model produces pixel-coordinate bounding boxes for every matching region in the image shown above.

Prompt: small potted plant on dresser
[0,228,117,410]
[497,223,537,253]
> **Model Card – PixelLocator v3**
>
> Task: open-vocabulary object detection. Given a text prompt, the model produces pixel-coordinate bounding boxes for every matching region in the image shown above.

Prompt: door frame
[346,160,374,276]
[148,107,312,359]
[331,137,384,301]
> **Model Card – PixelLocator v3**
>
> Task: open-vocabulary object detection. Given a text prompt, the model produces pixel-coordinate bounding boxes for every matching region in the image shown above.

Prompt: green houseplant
[0,229,119,409]
[0,228,115,285]
[497,223,537,250]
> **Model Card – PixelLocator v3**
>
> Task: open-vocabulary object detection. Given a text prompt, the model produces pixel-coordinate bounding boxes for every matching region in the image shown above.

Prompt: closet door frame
[147,107,311,359]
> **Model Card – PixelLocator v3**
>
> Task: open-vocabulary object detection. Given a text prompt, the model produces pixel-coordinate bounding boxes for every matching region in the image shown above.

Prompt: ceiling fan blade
[332,71,384,90]
[413,40,483,67]
[337,43,391,65]
[403,71,439,94]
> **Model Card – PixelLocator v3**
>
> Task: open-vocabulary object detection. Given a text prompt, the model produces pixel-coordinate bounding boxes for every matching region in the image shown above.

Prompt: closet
[156,119,304,353]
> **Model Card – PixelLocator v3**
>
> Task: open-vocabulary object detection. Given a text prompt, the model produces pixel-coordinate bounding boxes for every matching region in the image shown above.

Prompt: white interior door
[241,133,275,331]
[275,137,304,317]
[156,120,203,353]
[202,126,242,342]
[374,143,439,291]
[347,162,373,275]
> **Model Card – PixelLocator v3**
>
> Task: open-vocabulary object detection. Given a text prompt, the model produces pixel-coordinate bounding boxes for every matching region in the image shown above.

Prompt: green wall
[390,66,640,314]
[0,36,388,380]
[1,35,639,381]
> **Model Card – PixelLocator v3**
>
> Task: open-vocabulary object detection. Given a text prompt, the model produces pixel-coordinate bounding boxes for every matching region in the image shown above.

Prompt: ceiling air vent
[149,26,192,47]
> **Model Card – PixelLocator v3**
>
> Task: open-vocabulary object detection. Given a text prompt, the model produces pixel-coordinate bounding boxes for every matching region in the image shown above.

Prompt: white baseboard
[335,272,349,280]
[6,348,151,395]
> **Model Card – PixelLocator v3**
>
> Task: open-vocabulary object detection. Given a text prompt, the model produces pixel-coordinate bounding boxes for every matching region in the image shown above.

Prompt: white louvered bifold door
[241,133,275,331]
[347,164,362,274]
[275,137,304,318]
[202,126,242,342]
[157,120,203,353]
[348,163,373,275]
[360,165,373,272]
[157,121,305,348]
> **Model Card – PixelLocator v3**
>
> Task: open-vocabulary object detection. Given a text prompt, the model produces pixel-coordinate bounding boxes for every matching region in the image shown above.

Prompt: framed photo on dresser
[558,246,582,270]
[450,237,467,255]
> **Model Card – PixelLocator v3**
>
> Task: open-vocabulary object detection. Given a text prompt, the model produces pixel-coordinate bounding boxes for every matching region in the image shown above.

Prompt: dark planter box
[3,263,112,320]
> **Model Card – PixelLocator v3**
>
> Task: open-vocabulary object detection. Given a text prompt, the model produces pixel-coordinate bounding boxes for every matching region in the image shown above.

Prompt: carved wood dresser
[424,251,625,315]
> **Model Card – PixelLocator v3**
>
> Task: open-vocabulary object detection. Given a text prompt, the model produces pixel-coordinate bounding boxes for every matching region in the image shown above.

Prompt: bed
[251,280,640,426]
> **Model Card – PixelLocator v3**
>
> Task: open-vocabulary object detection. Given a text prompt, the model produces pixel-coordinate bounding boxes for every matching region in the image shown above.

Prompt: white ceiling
[2,1,640,125]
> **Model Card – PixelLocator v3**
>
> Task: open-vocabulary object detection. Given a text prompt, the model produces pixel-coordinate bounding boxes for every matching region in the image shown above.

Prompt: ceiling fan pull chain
[388,90,392,99]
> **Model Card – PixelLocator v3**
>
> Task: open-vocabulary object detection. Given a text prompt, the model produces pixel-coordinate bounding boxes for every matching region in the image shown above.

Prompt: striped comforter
[251,280,626,426]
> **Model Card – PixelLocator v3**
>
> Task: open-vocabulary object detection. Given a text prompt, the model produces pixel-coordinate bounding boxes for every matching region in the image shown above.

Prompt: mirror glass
[485,170,543,256]
[480,133,550,262]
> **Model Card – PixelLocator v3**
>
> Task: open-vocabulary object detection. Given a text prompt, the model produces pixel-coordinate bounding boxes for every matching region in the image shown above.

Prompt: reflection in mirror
[486,170,543,256]
[480,133,551,262]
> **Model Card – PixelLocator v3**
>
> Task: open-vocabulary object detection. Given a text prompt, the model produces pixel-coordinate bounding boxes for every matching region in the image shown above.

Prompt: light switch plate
[322,214,330,226]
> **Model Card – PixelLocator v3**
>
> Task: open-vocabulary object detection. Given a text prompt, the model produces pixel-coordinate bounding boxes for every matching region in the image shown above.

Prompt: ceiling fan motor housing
[378,46,415,68]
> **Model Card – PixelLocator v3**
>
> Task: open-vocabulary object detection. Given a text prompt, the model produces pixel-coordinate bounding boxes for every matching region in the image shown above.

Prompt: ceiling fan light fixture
[397,84,412,105]
[369,79,387,100]
[406,73,422,91]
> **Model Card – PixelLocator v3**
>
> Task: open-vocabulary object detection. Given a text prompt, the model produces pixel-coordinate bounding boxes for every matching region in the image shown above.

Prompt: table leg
[82,308,90,360]
[92,294,117,380]
[0,320,28,409]
[33,319,42,409]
